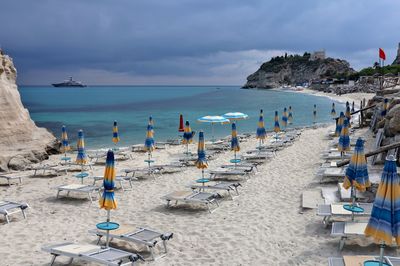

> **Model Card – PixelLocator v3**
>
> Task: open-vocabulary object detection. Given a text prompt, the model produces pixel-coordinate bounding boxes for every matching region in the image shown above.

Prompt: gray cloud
[1,0,399,85]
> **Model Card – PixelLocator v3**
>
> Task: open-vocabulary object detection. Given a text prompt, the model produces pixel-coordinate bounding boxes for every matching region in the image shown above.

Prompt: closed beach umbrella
[331,103,336,117]
[288,106,293,124]
[76,129,88,165]
[345,105,351,128]
[61,125,70,156]
[335,112,345,137]
[223,112,249,121]
[144,116,155,170]
[313,104,317,124]
[343,138,370,220]
[364,155,400,266]
[182,121,195,155]
[282,107,288,129]
[381,98,388,117]
[98,150,118,248]
[195,131,208,179]
[274,111,280,139]
[231,122,240,166]
[256,109,267,147]
[178,114,184,133]
[112,121,120,144]
[351,101,355,113]
[197,115,229,142]
[338,118,350,156]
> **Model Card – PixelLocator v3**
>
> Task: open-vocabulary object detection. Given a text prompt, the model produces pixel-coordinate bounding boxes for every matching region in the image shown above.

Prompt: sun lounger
[161,191,220,213]
[317,203,373,226]
[122,167,160,179]
[30,163,60,176]
[89,226,173,261]
[56,184,100,203]
[321,152,352,160]
[328,256,399,266]
[317,167,346,181]
[0,201,29,224]
[209,168,253,180]
[241,152,274,162]
[42,242,142,266]
[189,181,241,200]
[337,182,370,202]
[331,221,368,250]
[221,163,258,172]
[0,171,32,185]
[92,176,133,191]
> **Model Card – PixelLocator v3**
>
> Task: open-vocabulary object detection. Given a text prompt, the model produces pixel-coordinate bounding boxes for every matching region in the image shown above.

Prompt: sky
[0,0,399,85]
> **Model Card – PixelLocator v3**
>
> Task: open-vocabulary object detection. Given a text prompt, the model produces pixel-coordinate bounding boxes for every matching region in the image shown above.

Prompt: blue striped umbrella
[197,115,229,142]
[231,122,240,166]
[76,129,88,165]
[335,112,345,137]
[195,131,208,179]
[364,155,400,266]
[223,112,249,121]
[338,118,350,156]
[112,121,120,144]
[345,105,351,128]
[351,101,355,113]
[61,125,70,156]
[331,103,336,117]
[98,150,118,248]
[282,107,288,129]
[274,111,280,140]
[381,98,388,117]
[313,104,317,124]
[144,116,155,170]
[182,121,195,155]
[288,106,293,124]
[256,109,266,148]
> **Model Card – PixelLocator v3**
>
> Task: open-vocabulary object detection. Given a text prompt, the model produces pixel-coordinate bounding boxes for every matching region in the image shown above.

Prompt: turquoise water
[19,86,344,149]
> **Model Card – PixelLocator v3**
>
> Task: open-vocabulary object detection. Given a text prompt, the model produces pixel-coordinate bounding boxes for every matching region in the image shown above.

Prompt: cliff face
[243,54,355,89]
[0,51,59,171]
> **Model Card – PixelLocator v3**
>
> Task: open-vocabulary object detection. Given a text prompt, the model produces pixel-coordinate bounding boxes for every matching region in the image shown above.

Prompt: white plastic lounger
[209,168,252,180]
[89,225,173,261]
[317,203,373,226]
[30,163,59,176]
[221,164,258,172]
[92,176,133,191]
[56,184,100,203]
[0,201,29,224]
[328,256,398,266]
[331,222,368,250]
[189,181,241,200]
[241,152,274,162]
[0,172,31,185]
[318,167,346,181]
[161,191,220,213]
[42,242,142,266]
[123,167,160,179]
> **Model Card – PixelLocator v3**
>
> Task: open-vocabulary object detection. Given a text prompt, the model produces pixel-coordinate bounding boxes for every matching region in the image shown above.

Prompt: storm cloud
[1,0,399,85]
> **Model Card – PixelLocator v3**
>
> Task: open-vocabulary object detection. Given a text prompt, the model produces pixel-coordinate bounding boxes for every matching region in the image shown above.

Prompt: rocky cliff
[0,50,59,171]
[243,53,355,89]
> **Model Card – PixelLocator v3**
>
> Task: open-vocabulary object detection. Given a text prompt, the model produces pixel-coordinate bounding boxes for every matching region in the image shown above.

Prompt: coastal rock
[243,53,355,89]
[0,50,59,171]
[385,105,400,136]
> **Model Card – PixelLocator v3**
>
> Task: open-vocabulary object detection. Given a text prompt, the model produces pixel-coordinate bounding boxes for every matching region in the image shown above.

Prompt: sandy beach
[2,91,390,266]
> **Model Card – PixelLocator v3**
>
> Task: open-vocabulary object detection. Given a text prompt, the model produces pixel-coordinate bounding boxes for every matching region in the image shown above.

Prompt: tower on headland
[310,50,326,61]
[393,43,400,65]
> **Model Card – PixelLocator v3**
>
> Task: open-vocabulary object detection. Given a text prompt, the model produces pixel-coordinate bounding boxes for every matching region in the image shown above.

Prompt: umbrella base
[230,159,241,164]
[343,204,364,213]
[96,221,120,231]
[363,261,389,266]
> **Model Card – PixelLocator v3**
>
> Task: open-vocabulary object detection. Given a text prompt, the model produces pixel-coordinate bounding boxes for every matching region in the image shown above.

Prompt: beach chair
[0,171,32,185]
[189,181,241,200]
[92,176,133,191]
[317,203,373,226]
[0,201,29,224]
[331,221,368,250]
[30,163,59,176]
[321,151,352,160]
[122,167,160,179]
[317,167,346,182]
[56,184,100,203]
[221,163,258,172]
[161,191,220,213]
[89,225,173,261]
[42,242,142,266]
[328,256,399,266]
[241,152,274,162]
[209,168,253,180]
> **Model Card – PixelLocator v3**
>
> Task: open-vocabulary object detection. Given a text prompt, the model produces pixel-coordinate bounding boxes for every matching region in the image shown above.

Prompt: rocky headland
[0,50,59,171]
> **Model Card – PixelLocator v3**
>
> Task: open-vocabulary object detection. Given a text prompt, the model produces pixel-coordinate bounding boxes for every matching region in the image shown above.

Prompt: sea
[19,86,344,149]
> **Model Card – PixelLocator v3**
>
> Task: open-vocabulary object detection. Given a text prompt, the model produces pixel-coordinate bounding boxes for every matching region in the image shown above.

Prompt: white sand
[0,91,387,266]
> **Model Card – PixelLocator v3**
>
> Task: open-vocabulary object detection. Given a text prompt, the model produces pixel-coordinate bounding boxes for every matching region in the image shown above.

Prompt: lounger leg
[339,237,346,251]
[67,257,74,264]
[96,235,103,245]
[56,190,61,199]
[7,178,10,186]
[163,240,168,253]
[34,169,37,176]
[5,214,10,224]
[228,190,234,200]
[22,209,27,219]
[19,177,22,184]
[50,254,57,266]
[120,180,124,191]
[150,247,155,261]
[166,200,170,208]
[88,192,93,203]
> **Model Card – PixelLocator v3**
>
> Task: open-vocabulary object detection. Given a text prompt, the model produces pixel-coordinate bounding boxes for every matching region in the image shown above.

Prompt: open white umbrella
[197,115,229,142]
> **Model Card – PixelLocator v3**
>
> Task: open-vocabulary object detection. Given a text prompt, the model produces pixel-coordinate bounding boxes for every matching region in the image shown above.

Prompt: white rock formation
[0,50,59,171]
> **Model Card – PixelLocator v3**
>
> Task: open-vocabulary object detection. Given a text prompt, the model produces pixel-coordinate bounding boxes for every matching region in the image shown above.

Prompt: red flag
[379,48,386,60]
[178,114,184,132]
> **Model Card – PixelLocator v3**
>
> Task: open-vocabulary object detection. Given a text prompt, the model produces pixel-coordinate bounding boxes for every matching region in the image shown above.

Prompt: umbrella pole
[351,184,355,221]
[148,152,151,174]
[202,169,204,179]
[234,151,237,168]
[379,241,385,266]
[106,210,110,248]
[211,124,215,143]
[80,165,83,184]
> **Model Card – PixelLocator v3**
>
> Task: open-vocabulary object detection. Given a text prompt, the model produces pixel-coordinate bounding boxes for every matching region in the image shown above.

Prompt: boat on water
[52,77,86,87]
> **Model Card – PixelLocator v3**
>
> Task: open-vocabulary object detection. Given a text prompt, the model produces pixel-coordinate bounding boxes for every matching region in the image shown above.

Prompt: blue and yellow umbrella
[274,111,280,137]
[335,112,345,137]
[288,106,293,124]
[144,116,155,152]
[61,125,70,155]
[331,103,336,117]
[313,104,317,124]
[195,131,208,179]
[182,121,195,155]
[231,123,240,166]
[112,121,120,144]
[338,118,350,155]
[381,98,388,117]
[351,101,355,113]
[76,129,88,165]
[364,155,400,265]
[345,105,351,128]
[256,109,266,147]
[282,108,288,129]
[98,150,118,247]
